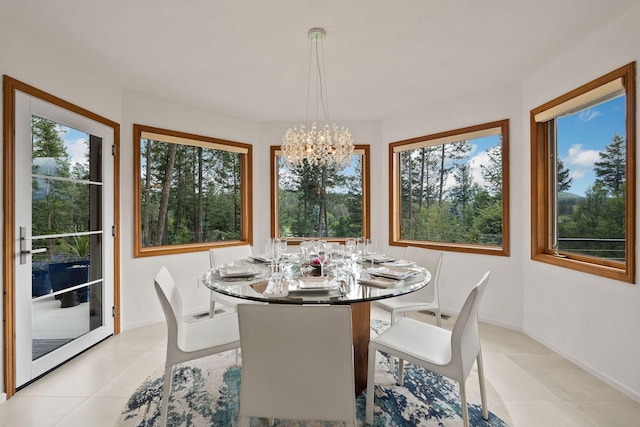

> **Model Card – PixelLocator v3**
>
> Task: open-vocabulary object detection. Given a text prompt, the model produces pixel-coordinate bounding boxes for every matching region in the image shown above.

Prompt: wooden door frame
[2,75,121,398]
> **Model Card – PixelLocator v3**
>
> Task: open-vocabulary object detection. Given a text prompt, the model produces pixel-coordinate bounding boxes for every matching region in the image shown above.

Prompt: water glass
[356,238,366,262]
[345,238,356,261]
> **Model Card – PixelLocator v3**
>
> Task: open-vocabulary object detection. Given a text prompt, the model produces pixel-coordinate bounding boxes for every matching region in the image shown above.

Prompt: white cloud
[65,138,88,166]
[569,169,586,180]
[562,143,601,194]
[468,151,490,187]
[566,144,600,168]
[578,109,602,122]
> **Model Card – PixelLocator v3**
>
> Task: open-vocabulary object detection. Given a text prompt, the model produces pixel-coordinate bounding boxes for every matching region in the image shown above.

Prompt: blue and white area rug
[117,320,510,426]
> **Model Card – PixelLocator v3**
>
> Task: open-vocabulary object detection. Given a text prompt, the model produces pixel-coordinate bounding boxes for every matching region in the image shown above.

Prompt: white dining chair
[237,304,357,427]
[374,247,443,374]
[374,246,443,327]
[366,271,490,427]
[208,245,254,316]
[154,266,241,427]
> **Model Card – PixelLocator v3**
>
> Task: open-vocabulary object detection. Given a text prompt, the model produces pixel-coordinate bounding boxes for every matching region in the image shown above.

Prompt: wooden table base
[351,301,371,395]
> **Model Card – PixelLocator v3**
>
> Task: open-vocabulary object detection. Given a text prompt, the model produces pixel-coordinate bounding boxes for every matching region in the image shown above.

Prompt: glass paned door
[31,118,104,359]
[14,92,114,388]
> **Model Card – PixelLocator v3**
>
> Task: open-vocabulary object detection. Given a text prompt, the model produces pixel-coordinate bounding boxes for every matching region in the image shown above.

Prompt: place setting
[206,264,268,285]
[358,265,421,288]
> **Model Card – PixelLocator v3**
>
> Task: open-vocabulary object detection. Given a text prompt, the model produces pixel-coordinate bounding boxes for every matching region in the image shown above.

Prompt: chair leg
[160,364,173,427]
[459,381,470,427]
[388,311,402,374]
[477,350,489,420]
[365,345,377,424]
[209,297,216,318]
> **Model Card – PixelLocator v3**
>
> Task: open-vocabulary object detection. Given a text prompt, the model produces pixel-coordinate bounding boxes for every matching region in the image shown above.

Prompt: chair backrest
[154,266,183,349]
[450,270,490,376]
[403,246,443,304]
[209,245,253,268]
[237,304,356,423]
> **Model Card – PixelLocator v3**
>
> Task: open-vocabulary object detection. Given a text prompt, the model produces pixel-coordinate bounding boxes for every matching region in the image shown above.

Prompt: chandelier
[281,28,354,170]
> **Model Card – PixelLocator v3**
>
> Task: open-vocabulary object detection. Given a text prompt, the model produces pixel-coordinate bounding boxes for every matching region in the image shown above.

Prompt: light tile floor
[1,307,639,426]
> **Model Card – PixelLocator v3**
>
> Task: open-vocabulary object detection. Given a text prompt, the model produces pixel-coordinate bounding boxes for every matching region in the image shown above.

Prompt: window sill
[531,252,634,284]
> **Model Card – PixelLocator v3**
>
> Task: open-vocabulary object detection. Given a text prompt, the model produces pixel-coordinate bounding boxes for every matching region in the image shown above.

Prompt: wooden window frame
[530,62,636,283]
[389,119,510,256]
[270,145,371,243]
[133,124,253,257]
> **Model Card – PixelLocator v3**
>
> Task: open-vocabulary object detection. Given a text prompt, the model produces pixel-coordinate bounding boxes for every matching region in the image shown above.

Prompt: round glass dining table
[201,255,432,395]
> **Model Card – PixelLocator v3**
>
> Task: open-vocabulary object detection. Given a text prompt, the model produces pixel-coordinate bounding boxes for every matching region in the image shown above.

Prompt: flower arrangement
[311,256,329,266]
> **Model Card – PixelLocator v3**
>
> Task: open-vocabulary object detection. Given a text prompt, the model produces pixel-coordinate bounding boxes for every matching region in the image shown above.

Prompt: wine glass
[300,240,312,263]
[318,247,330,277]
[278,238,288,258]
[271,238,284,275]
[311,239,320,258]
[356,238,367,263]
[368,239,379,267]
[345,238,356,261]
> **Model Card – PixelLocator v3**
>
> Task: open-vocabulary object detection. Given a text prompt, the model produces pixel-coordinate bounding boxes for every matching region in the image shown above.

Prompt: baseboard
[121,317,164,332]
[440,306,523,332]
[0,392,6,405]
[524,328,640,404]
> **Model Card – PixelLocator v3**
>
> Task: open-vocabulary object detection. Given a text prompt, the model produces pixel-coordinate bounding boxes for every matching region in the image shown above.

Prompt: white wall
[120,91,262,327]
[521,5,640,400]
[380,80,525,330]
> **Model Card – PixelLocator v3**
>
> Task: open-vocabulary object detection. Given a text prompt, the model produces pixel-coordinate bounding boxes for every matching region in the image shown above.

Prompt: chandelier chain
[282,27,355,170]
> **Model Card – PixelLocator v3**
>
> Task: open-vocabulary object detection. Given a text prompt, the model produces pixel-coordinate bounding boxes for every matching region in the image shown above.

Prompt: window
[133,124,253,257]
[389,120,510,256]
[270,145,370,241]
[531,62,635,283]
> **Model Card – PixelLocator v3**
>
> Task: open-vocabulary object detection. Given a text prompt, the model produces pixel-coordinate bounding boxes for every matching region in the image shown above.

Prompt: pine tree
[594,133,625,194]
[557,159,573,192]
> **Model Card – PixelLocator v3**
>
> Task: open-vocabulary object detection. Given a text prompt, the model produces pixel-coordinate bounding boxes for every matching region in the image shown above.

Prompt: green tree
[31,117,73,237]
[594,133,625,194]
[557,159,573,192]
[481,143,502,195]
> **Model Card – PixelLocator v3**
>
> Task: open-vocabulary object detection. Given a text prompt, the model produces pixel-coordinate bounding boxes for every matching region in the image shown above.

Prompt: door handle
[19,227,47,264]
[19,226,30,264]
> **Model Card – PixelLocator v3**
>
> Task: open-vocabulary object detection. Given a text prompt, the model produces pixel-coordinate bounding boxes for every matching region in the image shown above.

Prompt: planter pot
[32,270,51,298]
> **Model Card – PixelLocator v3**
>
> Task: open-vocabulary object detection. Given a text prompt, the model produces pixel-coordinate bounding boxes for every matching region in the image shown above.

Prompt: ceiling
[3,0,639,122]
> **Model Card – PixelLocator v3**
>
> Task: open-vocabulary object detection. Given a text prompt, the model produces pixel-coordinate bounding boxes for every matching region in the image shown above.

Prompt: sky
[467,135,501,189]
[557,95,625,196]
[59,126,89,167]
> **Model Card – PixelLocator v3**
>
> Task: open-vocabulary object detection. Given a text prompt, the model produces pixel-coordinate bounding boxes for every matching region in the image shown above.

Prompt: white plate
[365,266,415,280]
[296,277,339,291]
[248,255,272,263]
[365,254,395,263]
[358,276,403,288]
[380,259,415,267]
[218,266,258,278]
